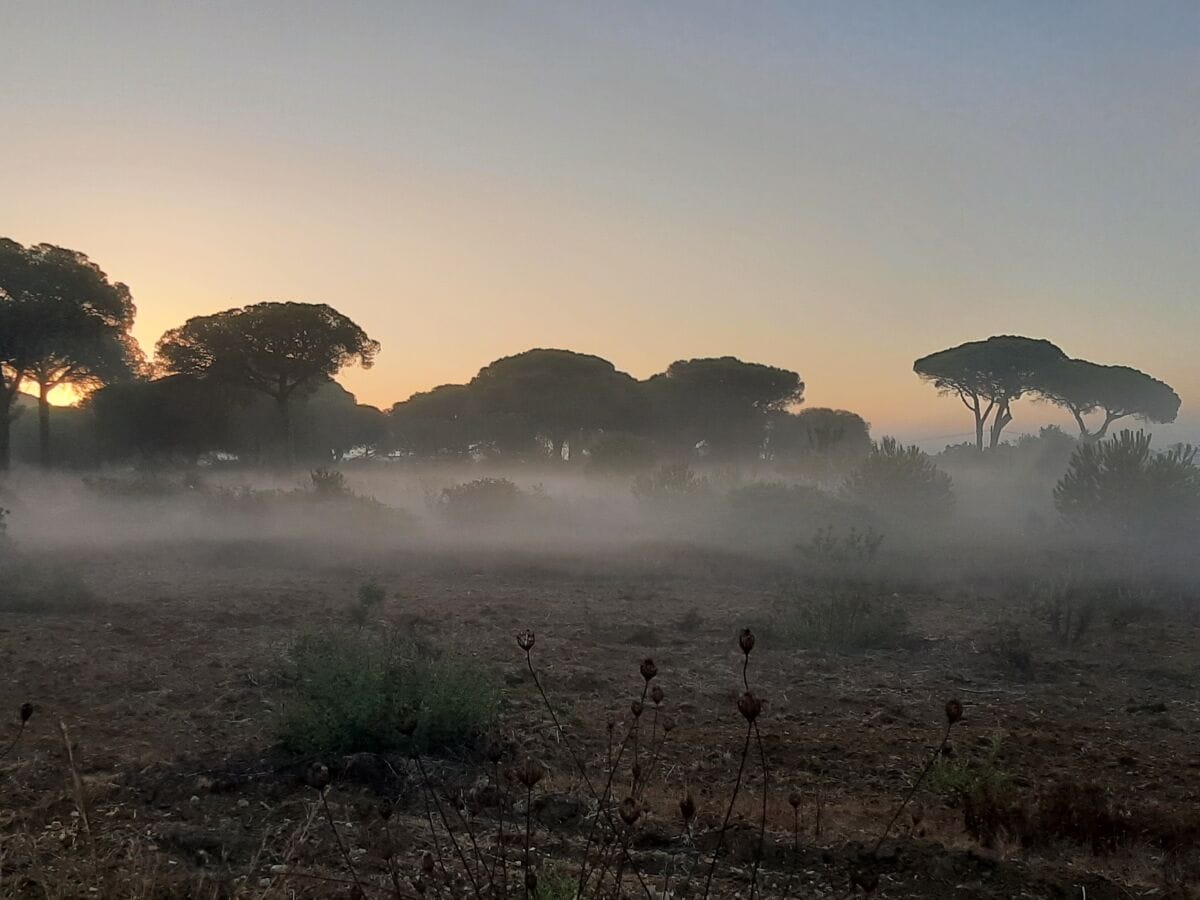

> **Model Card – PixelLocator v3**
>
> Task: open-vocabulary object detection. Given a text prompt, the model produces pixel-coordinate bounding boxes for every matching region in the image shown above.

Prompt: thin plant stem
[869,721,951,856]
[495,761,508,899]
[415,755,484,898]
[0,721,26,764]
[523,782,532,900]
[701,720,753,900]
[317,790,365,896]
[381,817,406,899]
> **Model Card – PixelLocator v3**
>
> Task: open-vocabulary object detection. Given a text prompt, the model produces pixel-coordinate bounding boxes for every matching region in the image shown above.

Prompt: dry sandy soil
[1,534,1199,898]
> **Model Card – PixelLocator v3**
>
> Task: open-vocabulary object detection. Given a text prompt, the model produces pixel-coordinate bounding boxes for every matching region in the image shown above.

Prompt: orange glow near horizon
[2,5,1196,445]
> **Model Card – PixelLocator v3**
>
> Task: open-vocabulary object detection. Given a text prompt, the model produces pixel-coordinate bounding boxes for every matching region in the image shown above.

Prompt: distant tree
[467,349,643,462]
[389,384,476,459]
[844,437,955,521]
[0,239,141,468]
[156,302,379,464]
[88,375,234,464]
[768,408,871,468]
[1054,429,1200,537]
[914,336,1067,451]
[291,380,386,461]
[644,356,804,460]
[1036,359,1180,442]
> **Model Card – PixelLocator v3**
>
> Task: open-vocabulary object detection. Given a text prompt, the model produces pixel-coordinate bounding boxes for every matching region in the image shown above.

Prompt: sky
[2,1,1197,446]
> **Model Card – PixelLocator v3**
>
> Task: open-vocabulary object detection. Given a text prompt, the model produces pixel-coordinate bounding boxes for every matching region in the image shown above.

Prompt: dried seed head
[421,850,435,874]
[378,799,394,821]
[19,702,33,724]
[630,700,644,719]
[945,698,963,726]
[304,762,330,791]
[606,717,616,734]
[679,793,696,823]
[619,797,641,826]
[737,691,763,722]
[485,740,504,764]
[650,685,664,706]
[640,658,658,682]
[525,871,538,892]
[738,628,756,656]
[631,762,642,783]
[515,758,546,789]
[398,714,419,737]
[516,629,536,652]
[788,791,802,809]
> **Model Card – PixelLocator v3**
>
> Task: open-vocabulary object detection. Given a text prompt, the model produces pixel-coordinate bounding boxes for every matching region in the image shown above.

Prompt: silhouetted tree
[644,356,804,460]
[156,302,379,464]
[88,375,234,464]
[290,379,385,461]
[914,336,1067,451]
[389,384,476,459]
[467,349,643,462]
[0,239,141,468]
[767,407,871,468]
[1036,359,1180,442]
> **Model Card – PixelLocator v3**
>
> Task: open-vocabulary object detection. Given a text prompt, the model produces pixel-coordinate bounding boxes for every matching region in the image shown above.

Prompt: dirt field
[2,522,1199,899]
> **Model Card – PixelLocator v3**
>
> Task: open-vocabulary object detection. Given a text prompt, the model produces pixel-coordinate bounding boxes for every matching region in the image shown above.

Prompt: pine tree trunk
[38,382,52,467]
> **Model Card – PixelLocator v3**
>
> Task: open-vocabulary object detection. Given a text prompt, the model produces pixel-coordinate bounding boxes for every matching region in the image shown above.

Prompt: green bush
[631,462,707,504]
[438,477,526,525]
[844,437,954,521]
[928,733,1012,801]
[310,467,350,497]
[277,629,497,755]
[767,584,909,652]
[1054,429,1200,536]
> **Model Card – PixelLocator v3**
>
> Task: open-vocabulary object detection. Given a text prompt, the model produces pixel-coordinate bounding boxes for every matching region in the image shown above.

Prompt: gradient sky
[3,2,1197,445]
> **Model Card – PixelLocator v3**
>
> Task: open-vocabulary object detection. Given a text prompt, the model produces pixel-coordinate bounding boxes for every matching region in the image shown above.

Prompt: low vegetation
[277,628,497,756]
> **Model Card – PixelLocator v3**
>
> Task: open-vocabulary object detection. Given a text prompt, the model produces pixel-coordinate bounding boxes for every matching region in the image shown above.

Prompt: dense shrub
[767,584,909,652]
[631,462,707,504]
[437,477,528,526]
[844,437,954,521]
[277,629,497,755]
[310,467,349,497]
[802,523,884,570]
[1054,429,1200,537]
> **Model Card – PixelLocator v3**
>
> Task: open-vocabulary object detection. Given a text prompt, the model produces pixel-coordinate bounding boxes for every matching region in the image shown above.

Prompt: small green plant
[769,585,909,652]
[631,462,707,504]
[805,524,884,569]
[310,467,349,497]
[277,628,497,755]
[928,733,1011,799]
[347,581,387,626]
[532,868,578,899]
[987,624,1035,678]
[1032,578,1098,647]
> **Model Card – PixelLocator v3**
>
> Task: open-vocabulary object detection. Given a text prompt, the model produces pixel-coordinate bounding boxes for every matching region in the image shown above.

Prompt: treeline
[2,237,1183,471]
[1,238,870,470]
